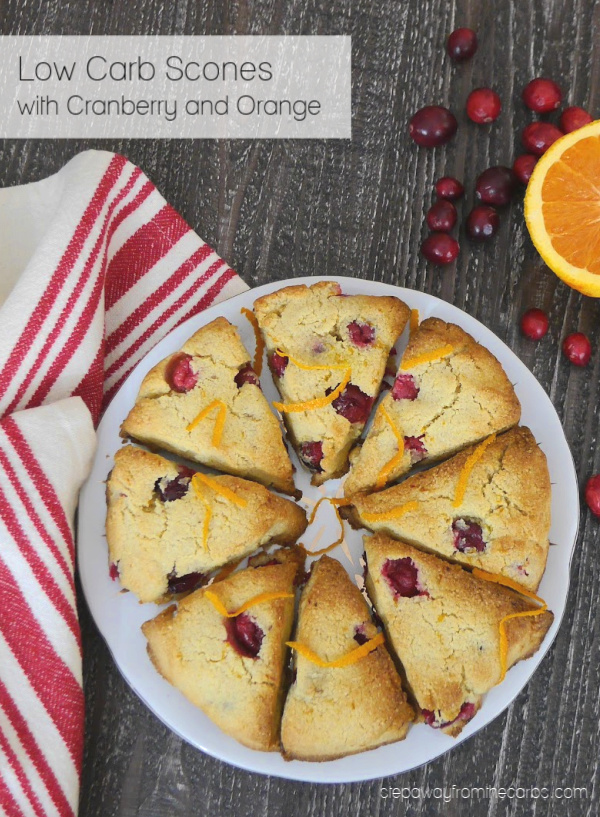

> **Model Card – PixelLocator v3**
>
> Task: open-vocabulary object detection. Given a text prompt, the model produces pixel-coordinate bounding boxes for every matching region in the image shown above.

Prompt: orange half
[525,120,600,297]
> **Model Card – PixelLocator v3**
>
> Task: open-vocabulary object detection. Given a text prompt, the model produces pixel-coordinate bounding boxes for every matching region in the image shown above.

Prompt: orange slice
[525,120,600,297]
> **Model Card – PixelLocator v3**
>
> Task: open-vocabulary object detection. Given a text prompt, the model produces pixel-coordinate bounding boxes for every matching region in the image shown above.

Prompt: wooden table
[2,0,599,815]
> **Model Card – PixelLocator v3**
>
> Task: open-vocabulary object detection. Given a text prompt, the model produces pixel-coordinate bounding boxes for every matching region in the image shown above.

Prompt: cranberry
[167,570,206,595]
[154,467,194,502]
[475,166,515,207]
[466,206,499,241]
[466,88,502,124]
[330,384,374,425]
[426,200,457,232]
[409,106,458,148]
[234,362,260,388]
[521,308,549,340]
[382,557,426,598]
[585,475,600,517]
[299,441,324,472]
[560,106,593,133]
[109,562,119,581]
[270,351,288,378]
[513,154,538,185]
[348,321,376,347]
[353,625,369,645]
[452,519,486,553]
[522,122,563,156]
[522,78,562,113]
[447,28,477,62]
[166,353,198,393]
[392,373,420,401]
[404,435,427,463]
[225,613,264,658]
[421,233,460,265]
[562,332,592,366]
[422,701,476,728]
[435,177,464,201]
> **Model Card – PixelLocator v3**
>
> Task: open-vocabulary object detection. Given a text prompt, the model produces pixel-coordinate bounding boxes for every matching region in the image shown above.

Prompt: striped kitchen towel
[0,150,248,817]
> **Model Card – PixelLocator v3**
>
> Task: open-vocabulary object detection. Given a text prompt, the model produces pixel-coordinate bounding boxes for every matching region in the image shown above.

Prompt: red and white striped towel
[0,150,248,817]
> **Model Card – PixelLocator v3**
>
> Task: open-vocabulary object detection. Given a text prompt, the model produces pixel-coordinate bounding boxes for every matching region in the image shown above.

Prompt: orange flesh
[286,631,385,668]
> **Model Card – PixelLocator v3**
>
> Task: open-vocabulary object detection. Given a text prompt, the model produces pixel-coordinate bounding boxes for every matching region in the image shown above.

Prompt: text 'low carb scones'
[254,281,409,484]
[281,555,414,760]
[364,534,553,736]
[143,556,301,752]
[349,427,551,591]
[344,318,521,496]
[120,317,296,496]
[106,446,307,603]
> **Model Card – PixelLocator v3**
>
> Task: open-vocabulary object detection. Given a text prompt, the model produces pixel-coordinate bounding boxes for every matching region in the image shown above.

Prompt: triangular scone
[281,555,414,760]
[142,557,301,751]
[349,427,551,591]
[344,318,521,496]
[253,281,409,485]
[364,534,553,736]
[106,446,307,603]
[120,317,296,496]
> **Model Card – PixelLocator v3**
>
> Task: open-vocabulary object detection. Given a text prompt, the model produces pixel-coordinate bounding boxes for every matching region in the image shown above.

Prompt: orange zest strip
[205,589,294,618]
[452,434,498,508]
[375,404,405,489]
[276,349,348,372]
[241,307,264,376]
[472,568,548,682]
[192,473,248,508]
[409,308,420,336]
[361,500,420,525]
[191,478,212,550]
[286,632,385,668]
[186,399,227,446]
[300,497,351,557]
[273,368,351,414]
[400,343,454,371]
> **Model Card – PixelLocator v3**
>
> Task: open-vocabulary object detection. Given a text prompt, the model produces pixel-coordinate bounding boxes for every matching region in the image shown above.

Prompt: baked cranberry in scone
[253,282,410,485]
[120,317,296,496]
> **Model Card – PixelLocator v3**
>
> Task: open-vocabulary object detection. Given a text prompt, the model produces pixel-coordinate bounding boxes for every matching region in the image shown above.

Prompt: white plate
[78,276,579,783]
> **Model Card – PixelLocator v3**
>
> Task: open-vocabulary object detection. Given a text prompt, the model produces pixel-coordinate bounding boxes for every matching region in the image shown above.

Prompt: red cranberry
[421,233,460,265]
[166,353,198,393]
[522,122,563,156]
[225,613,264,658]
[585,475,600,517]
[109,562,119,581]
[234,362,260,388]
[521,308,549,340]
[299,441,324,472]
[562,332,592,366]
[392,373,420,401]
[353,625,369,645]
[330,384,374,425]
[382,557,426,598]
[560,106,593,133]
[426,200,457,232]
[475,166,515,207]
[466,88,502,124]
[404,435,427,463]
[348,321,376,347]
[522,78,562,113]
[466,206,499,241]
[447,28,477,62]
[270,351,288,378]
[154,467,194,502]
[167,570,206,595]
[423,701,476,728]
[435,177,464,201]
[409,106,458,148]
[513,154,538,185]
[452,519,486,553]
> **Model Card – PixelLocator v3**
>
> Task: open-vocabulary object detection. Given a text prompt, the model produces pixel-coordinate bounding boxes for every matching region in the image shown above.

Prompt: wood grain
[2,0,599,815]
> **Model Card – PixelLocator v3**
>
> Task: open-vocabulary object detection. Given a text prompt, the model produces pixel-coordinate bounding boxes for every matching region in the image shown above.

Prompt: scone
[120,317,296,496]
[142,556,301,751]
[344,318,521,496]
[364,534,553,736]
[281,555,414,760]
[253,281,409,484]
[106,446,307,603]
[348,427,551,591]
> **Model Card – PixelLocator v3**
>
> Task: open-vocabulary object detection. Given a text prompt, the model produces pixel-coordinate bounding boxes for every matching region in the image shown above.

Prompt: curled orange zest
[241,307,264,376]
[361,500,420,525]
[186,399,227,446]
[273,368,351,414]
[300,497,351,557]
[191,478,212,550]
[192,473,248,508]
[400,344,454,371]
[276,349,348,372]
[286,632,385,668]
[205,589,294,618]
[409,308,420,336]
[453,434,498,508]
[472,568,548,682]
[375,404,405,489]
